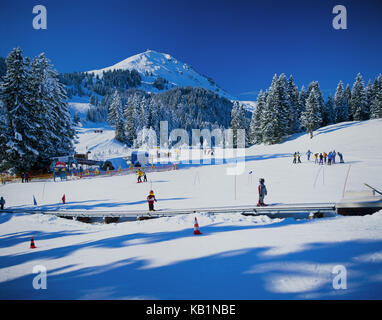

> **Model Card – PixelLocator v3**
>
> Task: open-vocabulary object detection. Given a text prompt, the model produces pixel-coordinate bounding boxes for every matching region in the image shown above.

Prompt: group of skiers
[292,152,302,164]
[312,150,345,165]
[295,149,345,165]
[21,172,31,183]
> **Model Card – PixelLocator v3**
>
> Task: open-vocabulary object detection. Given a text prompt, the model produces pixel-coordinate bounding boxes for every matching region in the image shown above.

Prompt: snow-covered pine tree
[109,90,125,142]
[260,75,284,144]
[350,73,368,121]
[300,89,322,139]
[29,53,59,159]
[248,90,265,144]
[324,95,335,125]
[307,81,324,126]
[0,48,39,173]
[365,80,374,112]
[298,85,308,118]
[275,74,290,135]
[124,101,136,147]
[230,101,248,147]
[370,75,382,119]
[45,56,75,157]
[370,89,382,119]
[287,75,300,133]
[344,84,352,119]
[334,81,349,123]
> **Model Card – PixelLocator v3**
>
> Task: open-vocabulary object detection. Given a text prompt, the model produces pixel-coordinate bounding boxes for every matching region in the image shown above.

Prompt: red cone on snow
[62,194,66,204]
[30,236,36,249]
[193,217,202,235]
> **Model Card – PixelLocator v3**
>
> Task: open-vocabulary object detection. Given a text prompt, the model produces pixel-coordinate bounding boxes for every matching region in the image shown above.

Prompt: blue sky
[0,0,381,100]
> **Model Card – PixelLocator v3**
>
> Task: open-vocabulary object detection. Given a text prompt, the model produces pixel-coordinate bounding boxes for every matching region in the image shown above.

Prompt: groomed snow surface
[1,119,382,299]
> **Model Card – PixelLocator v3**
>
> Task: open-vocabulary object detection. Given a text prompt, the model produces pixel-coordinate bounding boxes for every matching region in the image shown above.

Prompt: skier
[319,153,324,165]
[323,152,327,164]
[327,152,332,165]
[297,152,302,163]
[314,153,319,164]
[293,152,297,164]
[143,171,147,182]
[257,178,268,207]
[306,149,312,161]
[0,196,5,210]
[332,150,337,164]
[21,172,25,183]
[338,152,344,163]
[147,190,157,211]
[137,169,144,183]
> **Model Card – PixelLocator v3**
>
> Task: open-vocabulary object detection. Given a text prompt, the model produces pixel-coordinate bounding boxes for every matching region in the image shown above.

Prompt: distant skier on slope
[257,178,268,207]
[306,150,312,161]
[147,190,157,211]
[297,152,302,163]
[137,169,144,183]
[0,196,5,210]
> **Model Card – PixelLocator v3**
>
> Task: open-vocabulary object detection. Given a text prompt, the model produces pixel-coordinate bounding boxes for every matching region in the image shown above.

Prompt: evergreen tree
[350,73,368,121]
[0,48,39,173]
[334,81,349,123]
[298,85,308,120]
[344,84,352,119]
[108,90,125,142]
[370,90,382,119]
[275,74,290,135]
[248,90,265,144]
[307,81,324,126]
[287,75,300,133]
[324,95,335,125]
[260,75,285,144]
[124,102,136,146]
[230,101,248,147]
[300,89,322,139]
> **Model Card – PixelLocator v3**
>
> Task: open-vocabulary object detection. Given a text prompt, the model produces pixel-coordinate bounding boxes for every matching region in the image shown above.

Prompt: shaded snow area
[0,211,381,299]
[0,119,382,299]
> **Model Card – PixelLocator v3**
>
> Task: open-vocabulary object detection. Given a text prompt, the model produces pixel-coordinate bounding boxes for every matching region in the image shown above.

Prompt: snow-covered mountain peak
[87,50,234,99]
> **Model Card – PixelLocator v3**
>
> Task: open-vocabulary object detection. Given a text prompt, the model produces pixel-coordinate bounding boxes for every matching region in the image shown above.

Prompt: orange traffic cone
[62,194,66,204]
[30,236,36,249]
[193,217,202,235]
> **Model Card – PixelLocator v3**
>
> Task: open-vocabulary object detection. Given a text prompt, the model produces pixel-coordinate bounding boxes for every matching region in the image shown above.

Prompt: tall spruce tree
[248,90,265,144]
[300,89,322,139]
[0,48,39,173]
[307,81,324,126]
[260,75,285,144]
[334,81,349,123]
[287,75,300,133]
[230,101,248,147]
[350,73,368,121]
[109,90,125,142]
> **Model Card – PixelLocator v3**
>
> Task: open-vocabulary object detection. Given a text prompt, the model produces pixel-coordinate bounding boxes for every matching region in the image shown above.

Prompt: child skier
[147,190,157,211]
[137,169,144,183]
[0,196,5,210]
[306,150,312,161]
[257,178,268,207]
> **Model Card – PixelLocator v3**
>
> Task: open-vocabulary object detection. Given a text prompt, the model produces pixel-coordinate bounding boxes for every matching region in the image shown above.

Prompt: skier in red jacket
[257,178,268,207]
[147,190,157,211]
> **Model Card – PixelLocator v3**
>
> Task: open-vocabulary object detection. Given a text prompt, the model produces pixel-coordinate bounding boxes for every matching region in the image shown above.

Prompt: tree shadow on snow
[1,236,381,300]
